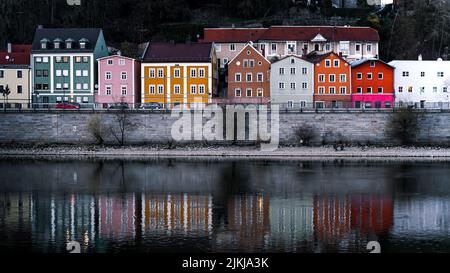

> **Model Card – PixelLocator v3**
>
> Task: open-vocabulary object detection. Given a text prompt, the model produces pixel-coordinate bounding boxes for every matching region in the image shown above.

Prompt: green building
[31,27,108,107]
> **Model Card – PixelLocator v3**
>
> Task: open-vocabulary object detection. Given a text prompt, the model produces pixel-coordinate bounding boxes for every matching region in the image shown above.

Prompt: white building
[389,57,450,108]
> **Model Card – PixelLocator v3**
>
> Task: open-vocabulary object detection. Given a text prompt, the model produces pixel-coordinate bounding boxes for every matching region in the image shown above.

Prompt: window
[106,85,112,95]
[420,87,425,93]
[300,101,306,108]
[340,87,346,94]
[279,82,285,89]
[62,70,69,77]
[158,85,164,94]
[121,85,127,96]
[333,60,339,67]
[199,85,205,94]
[378,73,383,80]
[105,72,112,80]
[149,69,155,78]
[438,72,444,77]
[357,73,362,80]
[356,87,362,94]
[35,57,42,63]
[408,86,413,92]
[302,67,308,75]
[35,70,42,77]
[378,87,383,94]
[75,57,82,63]
[190,68,196,78]
[215,44,221,52]
[271,43,277,53]
[291,58,295,64]
[41,42,47,49]
[17,85,23,94]
[329,87,335,94]
[235,73,241,82]
[367,87,372,94]
[329,74,336,83]
[246,89,252,97]
[367,44,372,53]
[290,67,296,75]
[421,71,425,77]
[43,70,49,77]
[190,85,196,94]
[257,73,263,82]
[199,68,205,78]
[290,82,296,90]
[398,86,403,92]
[149,85,155,94]
[75,70,81,77]
[249,60,254,68]
[444,87,448,93]
[56,70,62,77]
[83,83,89,90]
[230,44,236,51]
[158,68,164,78]
[385,102,391,108]
[119,59,125,66]
[326,43,331,51]
[355,44,361,52]
[246,73,252,82]
[318,74,325,83]
[325,59,331,67]
[402,71,409,77]
[433,87,438,92]
[43,57,49,63]
[174,85,181,94]
[174,69,180,78]
[340,74,346,83]
[318,86,325,94]
[82,57,88,63]
[370,61,376,68]
[302,82,308,89]
[107,59,113,65]
[75,83,81,90]
[279,67,285,75]
[121,72,127,80]
[367,73,373,80]
[82,70,88,77]
[235,89,241,97]
[257,88,263,97]
[287,101,294,108]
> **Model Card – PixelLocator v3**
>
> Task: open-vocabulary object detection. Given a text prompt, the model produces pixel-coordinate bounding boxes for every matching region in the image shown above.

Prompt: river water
[0,158,449,253]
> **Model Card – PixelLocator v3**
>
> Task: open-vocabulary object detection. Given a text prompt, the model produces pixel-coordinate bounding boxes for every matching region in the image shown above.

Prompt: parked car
[55,102,80,109]
[108,103,129,110]
[140,102,163,110]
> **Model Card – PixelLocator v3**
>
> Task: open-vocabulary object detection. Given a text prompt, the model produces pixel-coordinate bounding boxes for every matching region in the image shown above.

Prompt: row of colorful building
[1,25,450,110]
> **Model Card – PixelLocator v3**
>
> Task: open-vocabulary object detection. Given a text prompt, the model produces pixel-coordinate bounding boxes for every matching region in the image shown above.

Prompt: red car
[55,103,80,109]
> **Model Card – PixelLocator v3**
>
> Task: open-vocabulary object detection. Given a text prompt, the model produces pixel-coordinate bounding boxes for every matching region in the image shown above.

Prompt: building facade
[351,58,394,109]
[309,52,352,108]
[0,44,32,109]
[389,58,450,108]
[30,27,108,107]
[96,55,141,109]
[202,26,380,64]
[227,44,271,104]
[141,42,218,109]
[270,55,314,108]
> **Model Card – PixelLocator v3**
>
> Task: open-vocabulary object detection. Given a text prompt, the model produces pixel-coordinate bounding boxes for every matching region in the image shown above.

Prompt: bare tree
[109,108,136,146]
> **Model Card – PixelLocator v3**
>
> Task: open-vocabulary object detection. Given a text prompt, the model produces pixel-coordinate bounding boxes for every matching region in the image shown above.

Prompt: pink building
[96,55,141,108]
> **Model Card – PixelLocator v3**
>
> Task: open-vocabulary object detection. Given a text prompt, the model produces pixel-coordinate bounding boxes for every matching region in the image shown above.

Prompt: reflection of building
[313,194,393,248]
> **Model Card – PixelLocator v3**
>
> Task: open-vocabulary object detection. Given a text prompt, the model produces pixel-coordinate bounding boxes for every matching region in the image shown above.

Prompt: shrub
[87,115,105,145]
[294,123,316,146]
[386,108,420,145]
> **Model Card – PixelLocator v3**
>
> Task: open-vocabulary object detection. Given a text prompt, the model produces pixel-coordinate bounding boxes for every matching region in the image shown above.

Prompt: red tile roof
[143,42,213,63]
[0,44,32,66]
[260,26,379,42]
[202,28,268,43]
[305,51,349,64]
[202,26,379,43]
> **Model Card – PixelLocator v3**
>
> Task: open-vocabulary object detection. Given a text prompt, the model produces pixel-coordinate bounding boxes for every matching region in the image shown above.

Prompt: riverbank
[2,144,450,160]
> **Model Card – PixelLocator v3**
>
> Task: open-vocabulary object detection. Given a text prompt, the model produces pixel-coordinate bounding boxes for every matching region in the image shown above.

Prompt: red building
[351,59,395,109]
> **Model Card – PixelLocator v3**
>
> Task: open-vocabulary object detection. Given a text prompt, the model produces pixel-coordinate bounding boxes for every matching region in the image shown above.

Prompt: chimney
[418,54,422,61]
[7,43,12,54]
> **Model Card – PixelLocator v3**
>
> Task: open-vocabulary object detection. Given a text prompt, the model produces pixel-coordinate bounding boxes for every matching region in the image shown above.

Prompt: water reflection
[1,159,450,253]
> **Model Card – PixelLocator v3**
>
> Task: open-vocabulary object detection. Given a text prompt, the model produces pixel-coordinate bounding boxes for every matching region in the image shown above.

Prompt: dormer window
[66,38,74,49]
[53,38,62,49]
[40,38,49,49]
[79,38,89,49]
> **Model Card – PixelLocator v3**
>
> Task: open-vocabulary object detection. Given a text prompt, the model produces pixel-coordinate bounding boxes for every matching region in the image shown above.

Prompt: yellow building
[141,42,218,109]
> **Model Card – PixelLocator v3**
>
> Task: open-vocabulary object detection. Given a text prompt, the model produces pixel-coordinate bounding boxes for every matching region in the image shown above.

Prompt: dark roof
[202,26,379,43]
[143,42,213,63]
[202,28,268,43]
[270,54,312,64]
[351,58,395,69]
[0,44,32,67]
[305,51,349,64]
[31,28,102,53]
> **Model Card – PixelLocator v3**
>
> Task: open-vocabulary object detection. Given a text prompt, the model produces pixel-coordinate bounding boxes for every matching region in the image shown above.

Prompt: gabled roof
[270,54,313,65]
[305,51,349,64]
[202,28,268,43]
[31,28,103,53]
[228,43,270,66]
[0,44,32,67]
[351,58,394,69]
[260,26,380,42]
[97,54,139,62]
[142,42,213,63]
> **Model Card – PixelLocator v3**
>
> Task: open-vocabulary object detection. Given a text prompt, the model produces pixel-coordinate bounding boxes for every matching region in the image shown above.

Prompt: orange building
[308,52,352,108]
[226,43,271,104]
[141,42,218,109]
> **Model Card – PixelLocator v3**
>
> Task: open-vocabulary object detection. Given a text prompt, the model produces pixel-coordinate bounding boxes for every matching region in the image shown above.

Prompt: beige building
[0,44,32,109]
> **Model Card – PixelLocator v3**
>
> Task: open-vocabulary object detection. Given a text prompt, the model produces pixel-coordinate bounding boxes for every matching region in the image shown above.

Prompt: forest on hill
[0,0,450,61]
